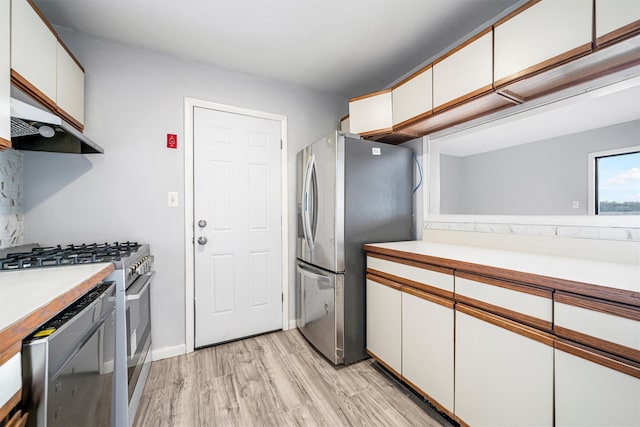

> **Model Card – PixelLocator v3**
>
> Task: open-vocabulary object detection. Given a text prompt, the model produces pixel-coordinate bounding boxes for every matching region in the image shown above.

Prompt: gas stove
[0,241,143,270]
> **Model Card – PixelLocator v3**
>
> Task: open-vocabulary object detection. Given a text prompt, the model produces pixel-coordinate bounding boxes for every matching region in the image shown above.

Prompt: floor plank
[134,329,453,427]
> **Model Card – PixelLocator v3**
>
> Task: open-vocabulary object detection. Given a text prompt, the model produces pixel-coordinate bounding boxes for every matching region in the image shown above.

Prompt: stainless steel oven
[22,282,116,427]
[125,271,153,403]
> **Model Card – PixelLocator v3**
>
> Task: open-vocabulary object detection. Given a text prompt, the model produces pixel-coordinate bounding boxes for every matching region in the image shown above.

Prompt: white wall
[440,120,640,215]
[22,29,346,355]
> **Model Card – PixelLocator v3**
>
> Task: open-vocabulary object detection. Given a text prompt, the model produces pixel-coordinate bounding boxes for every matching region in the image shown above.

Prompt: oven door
[125,271,154,402]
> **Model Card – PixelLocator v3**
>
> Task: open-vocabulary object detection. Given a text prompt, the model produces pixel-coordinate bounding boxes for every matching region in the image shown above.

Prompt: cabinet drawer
[0,352,21,410]
[494,0,593,86]
[392,65,433,127]
[455,271,552,331]
[366,254,453,298]
[348,89,393,137]
[433,29,493,112]
[554,292,640,362]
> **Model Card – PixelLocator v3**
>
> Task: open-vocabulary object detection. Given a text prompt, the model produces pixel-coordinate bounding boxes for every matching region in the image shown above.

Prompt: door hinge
[281,293,284,302]
[280,139,283,150]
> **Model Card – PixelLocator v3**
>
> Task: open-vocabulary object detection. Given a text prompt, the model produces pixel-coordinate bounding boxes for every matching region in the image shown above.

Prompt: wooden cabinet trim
[456,294,552,332]
[366,349,401,378]
[391,63,433,90]
[403,286,454,309]
[392,109,434,132]
[0,264,114,364]
[0,342,20,368]
[401,376,455,420]
[555,291,640,321]
[0,389,21,423]
[457,303,555,346]
[6,410,28,427]
[596,19,640,49]
[555,338,640,379]
[10,69,57,113]
[367,252,454,275]
[349,88,392,103]
[494,42,593,89]
[359,127,394,138]
[0,137,11,149]
[433,26,493,66]
[366,273,402,291]
[494,0,542,28]
[456,270,553,298]
[55,105,84,132]
[554,325,640,363]
[368,269,454,300]
[433,84,494,113]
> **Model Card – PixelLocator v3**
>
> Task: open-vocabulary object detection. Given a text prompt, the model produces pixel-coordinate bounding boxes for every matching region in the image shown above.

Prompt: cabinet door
[392,66,432,127]
[366,275,401,375]
[0,353,21,411]
[433,29,493,112]
[455,304,554,427]
[555,340,640,427]
[595,0,640,47]
[56,42,85,129]
[348,89,392,137]
[402,288,454,417]
[10,0,57,108]
[494,0,592,86]
[339,115,350,133]
[0,0,10,148]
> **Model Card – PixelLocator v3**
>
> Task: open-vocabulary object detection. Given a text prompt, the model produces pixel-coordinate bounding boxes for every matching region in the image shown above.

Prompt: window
[588,146,640,215]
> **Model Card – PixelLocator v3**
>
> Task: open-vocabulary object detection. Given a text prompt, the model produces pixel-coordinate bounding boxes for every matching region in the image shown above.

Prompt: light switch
[168,192,179,207]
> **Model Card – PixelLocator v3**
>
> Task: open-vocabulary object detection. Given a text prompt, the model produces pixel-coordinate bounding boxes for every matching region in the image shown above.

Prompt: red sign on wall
[167,134,178,149]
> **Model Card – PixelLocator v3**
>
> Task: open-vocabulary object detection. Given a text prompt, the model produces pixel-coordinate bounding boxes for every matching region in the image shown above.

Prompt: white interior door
[194,106,282,348]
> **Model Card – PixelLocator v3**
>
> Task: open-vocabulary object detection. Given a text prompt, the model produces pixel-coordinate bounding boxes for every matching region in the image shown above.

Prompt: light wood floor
[134,329,451,426]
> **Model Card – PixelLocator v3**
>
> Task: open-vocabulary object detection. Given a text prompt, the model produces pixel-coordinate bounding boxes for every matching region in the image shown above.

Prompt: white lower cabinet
[555,341,640,427]
[455,305,554,426]
[402,289,454,416]
[366,276,401,374]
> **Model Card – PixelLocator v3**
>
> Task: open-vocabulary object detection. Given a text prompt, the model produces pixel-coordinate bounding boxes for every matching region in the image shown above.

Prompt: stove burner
[0,242,141,271]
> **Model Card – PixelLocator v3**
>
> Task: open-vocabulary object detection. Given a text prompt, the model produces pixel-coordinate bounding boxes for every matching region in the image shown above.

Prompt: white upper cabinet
[348,89,393,137]
[595,0,640,46]
[0,0,10,147]
[433,29,493,112]
[11,0,58,107]
[494,0,593,86]
[392,66,433,127]
[56,43,85,127]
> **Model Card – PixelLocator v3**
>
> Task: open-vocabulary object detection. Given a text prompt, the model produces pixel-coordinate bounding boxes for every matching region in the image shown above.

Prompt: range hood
[10,97,104,154]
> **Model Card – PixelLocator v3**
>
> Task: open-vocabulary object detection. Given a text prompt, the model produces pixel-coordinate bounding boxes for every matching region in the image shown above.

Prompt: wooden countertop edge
[0,263,114,365]
[363,244,640,307]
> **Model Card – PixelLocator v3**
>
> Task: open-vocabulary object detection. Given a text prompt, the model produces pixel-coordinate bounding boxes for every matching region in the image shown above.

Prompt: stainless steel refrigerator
[295,131,413,364]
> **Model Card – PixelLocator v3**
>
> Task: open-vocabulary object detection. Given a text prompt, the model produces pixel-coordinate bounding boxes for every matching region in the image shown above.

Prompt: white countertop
[0,263,113,332]
[367,241,640,296]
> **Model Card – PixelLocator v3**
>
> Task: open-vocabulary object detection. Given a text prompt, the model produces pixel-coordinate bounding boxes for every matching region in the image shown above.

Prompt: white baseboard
[151,344,186,361]
[288,319,297,330]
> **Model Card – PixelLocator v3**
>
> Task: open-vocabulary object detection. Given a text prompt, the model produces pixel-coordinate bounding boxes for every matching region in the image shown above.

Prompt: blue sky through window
[597,151,640,212]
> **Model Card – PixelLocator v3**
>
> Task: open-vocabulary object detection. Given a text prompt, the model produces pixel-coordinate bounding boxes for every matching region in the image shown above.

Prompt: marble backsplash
[425,220,640,242]
[0,149,24,248]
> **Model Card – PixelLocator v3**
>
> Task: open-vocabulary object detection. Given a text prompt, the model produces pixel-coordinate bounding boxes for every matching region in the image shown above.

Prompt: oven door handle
[126,271,155,301]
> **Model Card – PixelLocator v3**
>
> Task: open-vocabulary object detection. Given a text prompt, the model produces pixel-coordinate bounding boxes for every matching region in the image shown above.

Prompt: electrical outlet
[572,201,579,209]
[168,192,179,207]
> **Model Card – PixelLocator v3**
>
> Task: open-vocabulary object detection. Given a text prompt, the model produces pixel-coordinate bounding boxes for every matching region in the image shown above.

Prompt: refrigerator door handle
[296,263,332,288]
[302,154,316,252]
[309,160,318,245]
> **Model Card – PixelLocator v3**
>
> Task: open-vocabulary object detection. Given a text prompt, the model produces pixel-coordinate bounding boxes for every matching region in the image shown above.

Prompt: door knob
[197,236,208,245]
[198,219,207,228]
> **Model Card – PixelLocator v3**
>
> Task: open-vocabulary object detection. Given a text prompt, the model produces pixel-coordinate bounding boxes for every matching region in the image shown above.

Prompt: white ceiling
[32,0,521,99]
[435,77,640,157]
